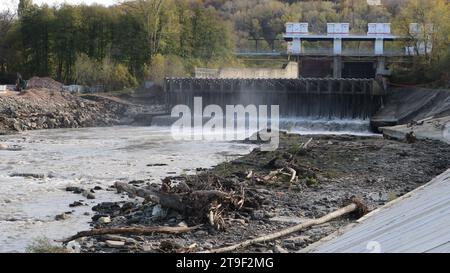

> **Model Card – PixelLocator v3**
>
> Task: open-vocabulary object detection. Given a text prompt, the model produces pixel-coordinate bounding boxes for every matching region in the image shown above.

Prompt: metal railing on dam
[164,78,385,119]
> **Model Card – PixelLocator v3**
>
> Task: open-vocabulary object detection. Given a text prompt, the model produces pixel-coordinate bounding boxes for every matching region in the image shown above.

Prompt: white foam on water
[278,117,378,136]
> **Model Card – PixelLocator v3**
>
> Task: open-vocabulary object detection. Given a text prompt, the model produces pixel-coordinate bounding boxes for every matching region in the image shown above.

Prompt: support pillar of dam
[333,56,342,78]
[376,56,391,76]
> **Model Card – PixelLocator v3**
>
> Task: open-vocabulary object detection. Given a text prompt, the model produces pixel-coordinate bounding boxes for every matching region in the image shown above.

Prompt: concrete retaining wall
[195,62,298,79]
[371,88,450,128]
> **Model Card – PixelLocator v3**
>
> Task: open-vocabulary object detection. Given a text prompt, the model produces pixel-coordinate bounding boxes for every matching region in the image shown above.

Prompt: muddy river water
[0,126,258,252]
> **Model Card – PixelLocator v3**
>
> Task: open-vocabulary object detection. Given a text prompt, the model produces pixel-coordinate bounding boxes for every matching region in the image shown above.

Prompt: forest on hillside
[0,0,449,89]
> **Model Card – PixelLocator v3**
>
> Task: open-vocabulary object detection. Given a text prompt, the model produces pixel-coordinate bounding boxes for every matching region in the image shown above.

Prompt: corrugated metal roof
[311,169,450,253]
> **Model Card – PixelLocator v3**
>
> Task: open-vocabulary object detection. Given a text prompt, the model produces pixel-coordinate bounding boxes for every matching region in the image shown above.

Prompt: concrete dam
[164,78,386,122]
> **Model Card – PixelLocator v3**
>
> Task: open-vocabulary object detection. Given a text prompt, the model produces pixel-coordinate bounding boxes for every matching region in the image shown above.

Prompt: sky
[1,0,118,11]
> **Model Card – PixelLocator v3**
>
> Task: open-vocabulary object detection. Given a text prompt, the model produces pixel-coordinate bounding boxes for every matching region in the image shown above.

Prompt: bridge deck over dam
[165,78,386,120]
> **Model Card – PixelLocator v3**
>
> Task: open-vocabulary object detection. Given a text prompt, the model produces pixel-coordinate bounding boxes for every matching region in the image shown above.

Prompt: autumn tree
[18,0,33,18]
[191,6,234,64]
[393,0,450,82]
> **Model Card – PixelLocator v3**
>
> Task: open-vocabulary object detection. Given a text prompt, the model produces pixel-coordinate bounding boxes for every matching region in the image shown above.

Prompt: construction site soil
[0,78,164,134]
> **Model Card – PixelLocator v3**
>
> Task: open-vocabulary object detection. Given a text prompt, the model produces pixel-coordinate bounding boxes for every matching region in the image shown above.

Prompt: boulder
[151,204,167,220]
[69,201,84,208]
[105,240,126,248]
[55,213,70,221]
[97,216,111,224]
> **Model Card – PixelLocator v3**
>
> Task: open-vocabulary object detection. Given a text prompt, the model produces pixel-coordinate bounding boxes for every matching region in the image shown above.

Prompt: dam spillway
[165,78,386,120]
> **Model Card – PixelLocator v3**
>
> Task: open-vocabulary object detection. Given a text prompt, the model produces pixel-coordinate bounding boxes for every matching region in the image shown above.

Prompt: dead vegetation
[110,137,320,232]
[26,238,71,253]
[115,174,264,230]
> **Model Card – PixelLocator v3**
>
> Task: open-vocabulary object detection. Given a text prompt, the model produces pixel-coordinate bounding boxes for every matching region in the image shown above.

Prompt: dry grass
[26,238,71,253]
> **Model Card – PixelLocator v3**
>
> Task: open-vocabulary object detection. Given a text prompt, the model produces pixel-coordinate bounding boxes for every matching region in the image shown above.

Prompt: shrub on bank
[74,54,138,92]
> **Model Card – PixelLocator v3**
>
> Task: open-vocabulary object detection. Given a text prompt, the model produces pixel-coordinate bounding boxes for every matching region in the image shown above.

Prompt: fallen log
[115,182,228,213]
[61,225,201,244]
[115,181,185,211]
[115,181,239,228]
[201,201,363,253]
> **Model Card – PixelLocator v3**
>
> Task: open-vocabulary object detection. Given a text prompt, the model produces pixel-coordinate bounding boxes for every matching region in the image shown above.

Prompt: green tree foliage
[393,0,450,83]
[20,4,54,77]
[52,5,82,82]
[340,0,391,32]
[191,6,234,63]
[74,53,97,86]
[383,0,409,17]
[145,54,187,85]
[285,1,339,33]
[74,53,138,91]
[1,0,449,87]
[122,0,165,57]
[78,5,116,61]
[0,7,17,78]
[233,0,287,47]
[18,0,33,18]
[1,0,236,87]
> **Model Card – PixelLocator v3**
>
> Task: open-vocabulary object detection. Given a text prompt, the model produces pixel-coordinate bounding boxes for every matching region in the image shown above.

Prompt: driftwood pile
[116,175,263,230]
[111,137,317,230]
[203,197,367,253]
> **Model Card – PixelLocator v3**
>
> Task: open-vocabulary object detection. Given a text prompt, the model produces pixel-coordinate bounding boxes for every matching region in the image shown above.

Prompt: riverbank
[0,88,165,135]
[68,132,450,253]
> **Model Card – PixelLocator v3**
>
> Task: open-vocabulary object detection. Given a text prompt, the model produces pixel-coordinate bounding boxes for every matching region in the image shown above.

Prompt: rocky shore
[63,133,450,253]
[0,88,165,135]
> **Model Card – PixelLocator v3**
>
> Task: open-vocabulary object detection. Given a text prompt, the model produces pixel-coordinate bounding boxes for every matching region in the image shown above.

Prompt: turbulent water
[0,126,255,252]
[279,118,375,135]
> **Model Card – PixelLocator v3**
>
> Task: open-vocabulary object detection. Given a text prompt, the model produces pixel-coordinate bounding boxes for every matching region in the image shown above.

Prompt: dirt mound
[17,89,71,105]
[0,88,135,133]
[27,77,63,91]
[0,87,165,134]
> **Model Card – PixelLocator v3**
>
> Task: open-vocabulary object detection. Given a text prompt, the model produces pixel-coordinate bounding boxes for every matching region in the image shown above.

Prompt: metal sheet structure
[311,169,450,253]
